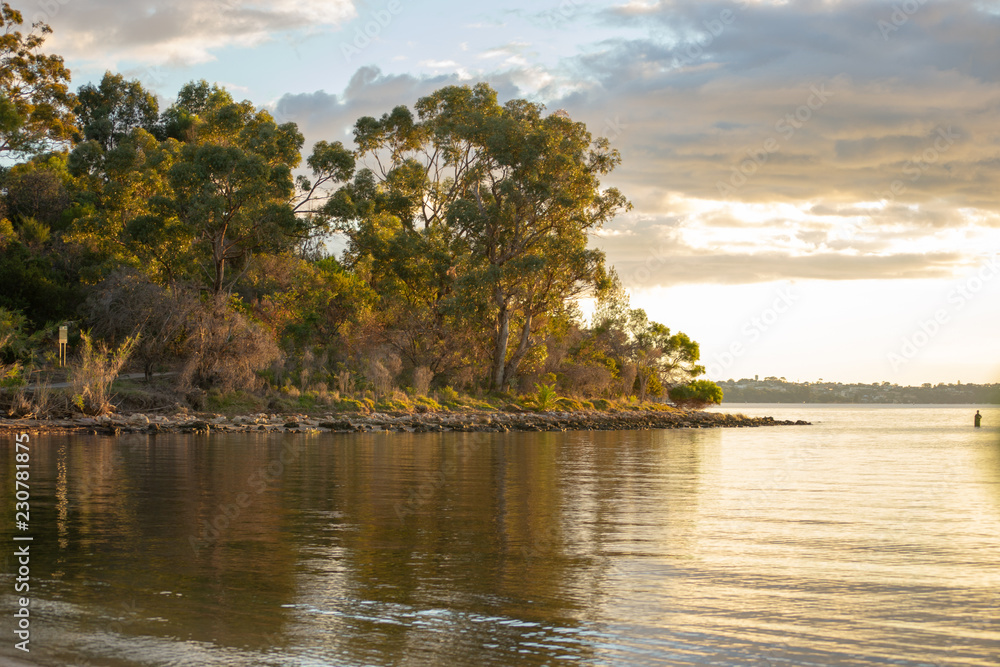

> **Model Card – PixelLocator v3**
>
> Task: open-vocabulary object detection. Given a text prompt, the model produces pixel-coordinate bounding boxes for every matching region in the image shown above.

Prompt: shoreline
[0,409,809,436]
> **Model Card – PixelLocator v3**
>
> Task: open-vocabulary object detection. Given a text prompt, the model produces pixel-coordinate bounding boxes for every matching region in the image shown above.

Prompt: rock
[128,414,149,426]
[320,420,354,430]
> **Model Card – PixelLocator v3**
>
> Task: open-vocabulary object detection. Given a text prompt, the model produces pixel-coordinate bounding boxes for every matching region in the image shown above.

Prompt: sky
[33,0,1000,385]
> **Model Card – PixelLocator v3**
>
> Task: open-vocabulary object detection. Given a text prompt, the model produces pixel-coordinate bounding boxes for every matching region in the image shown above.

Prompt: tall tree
[68,80,354,292]
[74,72,160,151]
[0,2,75,158]
[420,84,628,391]
[67,127,189,284]
[334,83,629,390]
[161,81,354,294]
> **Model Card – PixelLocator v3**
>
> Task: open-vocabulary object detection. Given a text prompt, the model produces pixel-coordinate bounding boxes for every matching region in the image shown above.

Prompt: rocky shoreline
[0,409,809,436]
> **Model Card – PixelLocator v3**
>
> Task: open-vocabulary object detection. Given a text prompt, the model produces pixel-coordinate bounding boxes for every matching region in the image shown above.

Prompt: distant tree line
[719,379,1000,404]
[0,3,718,410]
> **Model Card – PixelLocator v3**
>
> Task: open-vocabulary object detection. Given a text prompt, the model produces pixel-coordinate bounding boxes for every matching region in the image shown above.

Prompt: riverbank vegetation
[0,3,722,418]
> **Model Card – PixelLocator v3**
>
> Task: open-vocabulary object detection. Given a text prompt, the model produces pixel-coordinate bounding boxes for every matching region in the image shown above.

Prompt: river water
[1,405,998,666]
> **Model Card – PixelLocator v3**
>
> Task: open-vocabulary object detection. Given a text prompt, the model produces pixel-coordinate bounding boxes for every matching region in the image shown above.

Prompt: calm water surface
[1,405,998,666]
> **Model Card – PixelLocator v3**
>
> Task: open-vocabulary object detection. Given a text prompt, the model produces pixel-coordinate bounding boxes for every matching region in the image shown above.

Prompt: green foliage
[337,83,630,392]
[4,156,71,228]
[437,385,460,403]
[205,389,267,415]
[0,3,76,157]
[414,395,442,411]
[74,72,161,150]
[0,68,716,411]
[533,383,558,411]
[555,396,583,411]
[70,331,139,415]
[0,217,14,248]
[375,396,412,412]
[668,380,724,409]
[0,239,79,326]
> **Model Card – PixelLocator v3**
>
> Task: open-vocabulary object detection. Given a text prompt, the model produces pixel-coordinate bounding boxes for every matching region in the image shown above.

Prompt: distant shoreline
[717,379,999,404]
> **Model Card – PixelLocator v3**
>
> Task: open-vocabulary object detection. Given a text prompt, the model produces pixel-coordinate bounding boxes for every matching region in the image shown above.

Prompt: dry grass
[70,332,139,415]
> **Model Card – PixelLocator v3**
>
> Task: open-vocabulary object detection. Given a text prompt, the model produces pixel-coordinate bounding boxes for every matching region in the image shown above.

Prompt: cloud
[562,1,1000,207]
[43,0,356,67]
[273,66,541,143]
[272,1,1000,285]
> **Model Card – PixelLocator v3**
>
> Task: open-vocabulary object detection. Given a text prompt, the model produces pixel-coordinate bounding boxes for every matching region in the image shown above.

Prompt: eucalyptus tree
[333,83,629,390]
[0,2,75,158]
[69,79,355,294]
[162,81,355,294]
[74,72,161,151]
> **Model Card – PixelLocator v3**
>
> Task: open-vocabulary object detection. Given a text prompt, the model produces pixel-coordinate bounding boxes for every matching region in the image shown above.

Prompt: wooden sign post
[59,325,68,367]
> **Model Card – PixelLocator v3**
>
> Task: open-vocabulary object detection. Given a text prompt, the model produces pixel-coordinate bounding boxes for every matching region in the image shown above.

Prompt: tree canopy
[0,9,715,405]
[334,83,630,390]
[0,3,75,158]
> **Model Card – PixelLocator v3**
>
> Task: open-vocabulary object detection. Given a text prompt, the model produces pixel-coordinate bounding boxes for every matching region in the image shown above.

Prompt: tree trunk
[213,256,225,294]
[503,313,534,389]
[491,304,511,391]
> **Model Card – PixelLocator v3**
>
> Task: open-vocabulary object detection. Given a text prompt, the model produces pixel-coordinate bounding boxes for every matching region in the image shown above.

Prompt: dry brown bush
[335,368,354,395]
[560,362,613,397]
[412,366,433,396]
[70,332,139,415]
[178,296,280,391]
[365,352,401,398]
[84,270,197,380]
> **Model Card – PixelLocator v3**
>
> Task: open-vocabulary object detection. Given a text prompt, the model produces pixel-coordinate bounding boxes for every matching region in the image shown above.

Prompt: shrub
[415,395,441,411]
[83,270,197,380]
[668,380,724,409]
[179,296,280,392]
[437,385,459,403]
[412,365,433,396]
[591,398,612,411]
[533,383,558,411]
[364,352,402,398]
[206,389,267,415]
[335,368,354,395]
[555,396,582,411]
[70,331,139,415]
[333,397,369,413]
